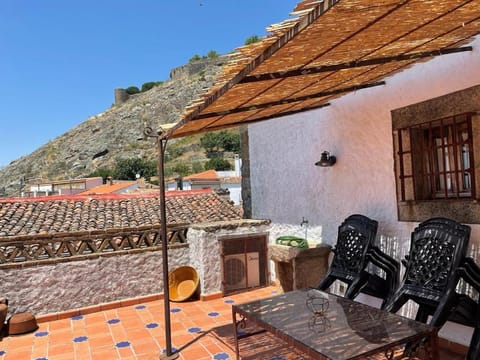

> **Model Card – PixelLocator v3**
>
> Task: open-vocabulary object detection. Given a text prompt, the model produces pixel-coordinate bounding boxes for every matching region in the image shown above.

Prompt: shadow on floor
[210,323,466,360]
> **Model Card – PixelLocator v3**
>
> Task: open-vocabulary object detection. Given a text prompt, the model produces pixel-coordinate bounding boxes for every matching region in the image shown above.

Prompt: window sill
[398,198,480,224]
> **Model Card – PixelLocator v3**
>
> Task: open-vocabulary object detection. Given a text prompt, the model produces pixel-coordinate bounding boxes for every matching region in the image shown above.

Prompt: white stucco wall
[187,220,270,296]
[249,36,480,250]
[220,182,242,205]
[248,36,480,346]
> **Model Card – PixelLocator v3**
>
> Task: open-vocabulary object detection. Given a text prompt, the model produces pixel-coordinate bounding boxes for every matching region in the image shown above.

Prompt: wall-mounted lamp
[315,151,336,167]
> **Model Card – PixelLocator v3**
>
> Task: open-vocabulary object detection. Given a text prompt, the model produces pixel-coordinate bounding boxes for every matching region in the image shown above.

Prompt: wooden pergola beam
[171,103,332,138]
[241,47,473,83]
[194,81,386,120]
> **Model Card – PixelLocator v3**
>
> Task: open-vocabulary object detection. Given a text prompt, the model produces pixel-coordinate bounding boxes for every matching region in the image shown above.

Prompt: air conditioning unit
[224,252,260,292]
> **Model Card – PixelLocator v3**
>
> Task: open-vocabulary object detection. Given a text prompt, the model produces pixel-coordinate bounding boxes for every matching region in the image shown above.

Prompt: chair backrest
[403,217,470,297]
[330,214,378,277]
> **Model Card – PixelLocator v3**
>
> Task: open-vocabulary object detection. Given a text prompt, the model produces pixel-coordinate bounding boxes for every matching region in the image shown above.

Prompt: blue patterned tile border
[162,347,179,354]
[115,341,131,348]
[73,336,88,343]
[34,331,49,337]
[213,353,229,359]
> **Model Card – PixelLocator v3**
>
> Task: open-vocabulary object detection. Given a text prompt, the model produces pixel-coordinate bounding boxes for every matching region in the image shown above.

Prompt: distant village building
[79,180,138,195]
[167,156,242,205]
[25,177,104,197]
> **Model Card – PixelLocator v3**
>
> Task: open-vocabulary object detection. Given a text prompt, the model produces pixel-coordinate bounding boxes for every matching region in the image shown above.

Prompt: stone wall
[169,56,227,81]
[1,245,189,316]
[1,220,272,316]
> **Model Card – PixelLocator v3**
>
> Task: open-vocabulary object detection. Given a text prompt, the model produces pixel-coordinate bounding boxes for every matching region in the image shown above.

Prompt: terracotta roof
[79,181,137,195]
[220,176,242,184]
[183,170,219,181]
[0,189,242,238]
[164,0,480,139]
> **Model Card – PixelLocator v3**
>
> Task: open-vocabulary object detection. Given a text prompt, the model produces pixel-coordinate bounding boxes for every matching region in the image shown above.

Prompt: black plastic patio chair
[318,214,398,307]
[454,256,480,360]
[383,218,471,328]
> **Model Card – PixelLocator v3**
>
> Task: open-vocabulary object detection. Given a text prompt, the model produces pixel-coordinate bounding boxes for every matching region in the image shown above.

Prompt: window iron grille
[396,113,475,201]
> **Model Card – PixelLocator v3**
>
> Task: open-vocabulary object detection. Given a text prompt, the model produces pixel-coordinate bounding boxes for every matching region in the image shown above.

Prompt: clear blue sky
[0,0,299,167]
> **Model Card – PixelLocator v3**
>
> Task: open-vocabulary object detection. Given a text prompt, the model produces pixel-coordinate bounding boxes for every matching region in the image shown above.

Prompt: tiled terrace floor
[0,286,466,360]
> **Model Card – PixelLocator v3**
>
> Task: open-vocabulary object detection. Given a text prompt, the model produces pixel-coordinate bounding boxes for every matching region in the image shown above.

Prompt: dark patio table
[232,288,438,360]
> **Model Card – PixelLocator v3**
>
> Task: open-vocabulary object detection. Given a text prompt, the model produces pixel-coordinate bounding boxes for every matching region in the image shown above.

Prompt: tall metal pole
[144,126,178,360]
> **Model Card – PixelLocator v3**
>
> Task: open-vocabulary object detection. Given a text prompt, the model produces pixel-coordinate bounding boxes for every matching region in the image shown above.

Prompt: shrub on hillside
[141,82,157,92]
[165,162,191,178]
[245,35,260,45]
[207,50,219,58]
[125,86,140,95]
[189,54,202,62]
[204,158,232,171]
[113,158,157,180]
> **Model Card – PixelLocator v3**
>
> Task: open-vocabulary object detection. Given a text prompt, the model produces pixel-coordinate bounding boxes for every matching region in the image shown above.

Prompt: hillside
[0,57,228,197]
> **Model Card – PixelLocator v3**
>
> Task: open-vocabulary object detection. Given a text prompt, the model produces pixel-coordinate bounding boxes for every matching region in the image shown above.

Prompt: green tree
[125,86,140,95]
[222,131,240,153]
[191,161,203,174]
[113,158,157,180]
[166,162,191,178]
[200,130,240,154]
[167,143,185,159]
[200,132,222,153]
[245,35,260,45]
[204,158,232,171]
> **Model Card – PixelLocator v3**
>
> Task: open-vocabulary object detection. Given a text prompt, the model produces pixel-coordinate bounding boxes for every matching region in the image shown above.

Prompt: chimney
[234,155,242,177]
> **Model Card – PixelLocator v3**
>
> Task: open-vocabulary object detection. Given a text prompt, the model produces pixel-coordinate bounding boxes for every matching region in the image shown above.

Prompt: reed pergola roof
[163,0,480,139]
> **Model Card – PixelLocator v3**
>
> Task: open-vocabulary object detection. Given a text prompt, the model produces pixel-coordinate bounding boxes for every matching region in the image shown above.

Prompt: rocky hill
[0,57,227,197]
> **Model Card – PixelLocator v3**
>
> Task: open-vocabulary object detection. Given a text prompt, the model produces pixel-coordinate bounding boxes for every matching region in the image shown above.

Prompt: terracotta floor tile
[4,349,31,360]
[179,344,211,359]
[115,343,136,357]
[0,286,465,360]
[90,349,119,360]
[130,340,160,355]
[88,333,115,348]
[49,347,77,359]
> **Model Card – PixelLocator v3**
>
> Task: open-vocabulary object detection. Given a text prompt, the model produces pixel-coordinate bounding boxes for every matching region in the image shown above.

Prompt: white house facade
[247,36,480,346]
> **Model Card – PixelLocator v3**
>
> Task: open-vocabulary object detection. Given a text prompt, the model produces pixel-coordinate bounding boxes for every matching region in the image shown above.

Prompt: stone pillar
[240,126,251,218]
[269,244,332,292]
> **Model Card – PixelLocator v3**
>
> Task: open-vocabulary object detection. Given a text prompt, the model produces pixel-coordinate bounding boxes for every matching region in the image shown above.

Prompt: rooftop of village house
[0,189,242,239]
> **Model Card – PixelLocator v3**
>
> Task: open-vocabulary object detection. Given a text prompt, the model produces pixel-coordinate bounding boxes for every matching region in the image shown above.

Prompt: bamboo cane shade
[164,0,480,139]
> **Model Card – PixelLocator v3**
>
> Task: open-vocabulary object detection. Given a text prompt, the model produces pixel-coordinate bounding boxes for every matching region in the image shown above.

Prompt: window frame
[396,113,475,201]
[391,84,480,223]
